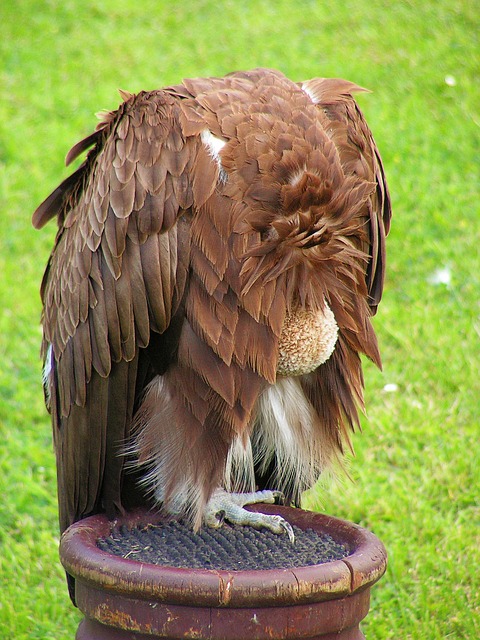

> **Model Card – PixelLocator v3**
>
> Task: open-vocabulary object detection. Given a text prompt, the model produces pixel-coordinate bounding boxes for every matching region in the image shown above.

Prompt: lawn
[0,0,478,638]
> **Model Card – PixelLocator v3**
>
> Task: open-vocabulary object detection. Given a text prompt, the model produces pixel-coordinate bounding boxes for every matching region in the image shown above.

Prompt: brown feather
[34,69,391,602]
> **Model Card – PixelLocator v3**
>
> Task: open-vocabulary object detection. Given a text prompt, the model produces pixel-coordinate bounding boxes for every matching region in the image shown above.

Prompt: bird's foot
[203,488,295,543]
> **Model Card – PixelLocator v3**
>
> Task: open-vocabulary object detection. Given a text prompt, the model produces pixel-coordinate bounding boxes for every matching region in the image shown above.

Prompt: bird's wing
[300,77,392,313]
[128,75,290,517]
[34,81,279,534]
[34,90,205,532]
[295,78,391,458]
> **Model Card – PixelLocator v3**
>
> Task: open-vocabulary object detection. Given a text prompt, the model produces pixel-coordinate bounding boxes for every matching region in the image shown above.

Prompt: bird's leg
[203,488,295,543]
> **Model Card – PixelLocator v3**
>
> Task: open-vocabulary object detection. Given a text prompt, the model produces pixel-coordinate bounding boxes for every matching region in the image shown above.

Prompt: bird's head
[238,162,374,316]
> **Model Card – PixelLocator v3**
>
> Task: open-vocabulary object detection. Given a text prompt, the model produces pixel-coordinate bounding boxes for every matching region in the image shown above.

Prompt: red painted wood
[60,506,387,639]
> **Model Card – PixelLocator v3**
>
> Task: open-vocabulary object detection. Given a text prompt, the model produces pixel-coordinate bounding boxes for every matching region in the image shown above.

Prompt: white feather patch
[224,436,255,494]
[252,377,320,495]
[201,129,228,182]
[301,81,320,104]
[42,344,53,408]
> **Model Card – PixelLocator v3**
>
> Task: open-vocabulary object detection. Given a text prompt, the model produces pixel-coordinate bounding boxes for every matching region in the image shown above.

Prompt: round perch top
[60,505,387,608]
[97,520,349,571]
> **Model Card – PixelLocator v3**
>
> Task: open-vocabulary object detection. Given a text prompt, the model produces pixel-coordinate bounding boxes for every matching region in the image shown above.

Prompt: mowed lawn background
[0,1,478,638]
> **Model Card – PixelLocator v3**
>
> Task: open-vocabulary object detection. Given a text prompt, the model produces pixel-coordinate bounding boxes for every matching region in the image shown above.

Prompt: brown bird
[33,68,390,599]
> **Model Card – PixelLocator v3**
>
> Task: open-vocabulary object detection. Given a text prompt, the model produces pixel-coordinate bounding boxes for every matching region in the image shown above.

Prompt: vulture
[33,68,391,599]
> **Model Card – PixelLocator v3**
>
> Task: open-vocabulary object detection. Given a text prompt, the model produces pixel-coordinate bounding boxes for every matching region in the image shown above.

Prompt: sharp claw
[280,518,295,544]
[214,510,226,526]
[271,490,286,505]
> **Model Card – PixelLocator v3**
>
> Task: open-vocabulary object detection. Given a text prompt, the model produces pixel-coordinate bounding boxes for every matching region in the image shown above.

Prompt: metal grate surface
[97,520,349,570]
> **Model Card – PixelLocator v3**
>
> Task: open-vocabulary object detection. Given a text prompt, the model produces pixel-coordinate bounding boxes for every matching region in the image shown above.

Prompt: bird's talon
[281,519,295,544]
[215,510,226,526]
[271,490,286,505]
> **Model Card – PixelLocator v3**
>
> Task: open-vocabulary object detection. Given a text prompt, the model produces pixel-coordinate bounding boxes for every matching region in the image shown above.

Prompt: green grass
[1,0,478,637]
